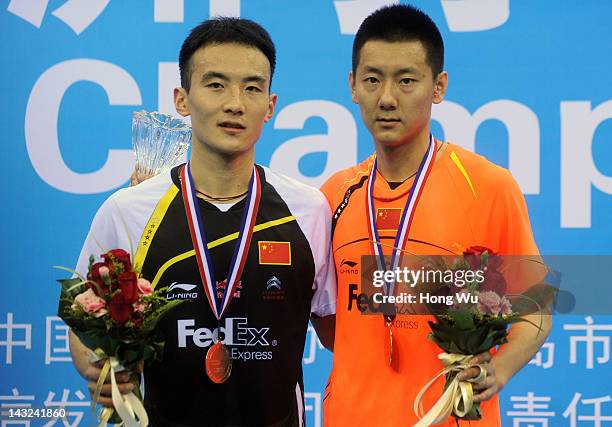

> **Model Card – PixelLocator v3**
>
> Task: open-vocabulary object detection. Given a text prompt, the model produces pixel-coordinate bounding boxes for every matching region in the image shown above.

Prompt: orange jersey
[320,142,538,427]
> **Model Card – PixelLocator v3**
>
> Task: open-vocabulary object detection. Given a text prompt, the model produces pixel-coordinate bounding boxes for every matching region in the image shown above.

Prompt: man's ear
[174,87,190,117]
[264,93,278,123]
[349,71,358,104]
[433,71,448,104]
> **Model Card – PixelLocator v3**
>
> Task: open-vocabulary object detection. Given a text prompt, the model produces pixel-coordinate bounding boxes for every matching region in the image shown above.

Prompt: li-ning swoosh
[168,282,197,292]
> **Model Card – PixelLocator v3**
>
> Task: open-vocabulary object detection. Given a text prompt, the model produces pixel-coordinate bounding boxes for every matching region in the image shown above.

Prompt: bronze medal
[182,165,260,385]
[387,325,393,367]
[206,342,232,384]
[366,137,436,371]
[383,314,395,367]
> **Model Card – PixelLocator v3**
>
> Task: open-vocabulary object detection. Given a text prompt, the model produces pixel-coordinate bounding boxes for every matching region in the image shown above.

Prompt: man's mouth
[377,118,401,123]
[219,121,246,130]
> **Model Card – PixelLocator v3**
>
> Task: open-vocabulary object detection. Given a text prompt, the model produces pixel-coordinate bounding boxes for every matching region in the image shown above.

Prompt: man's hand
[456,351,502,403]
[84,359,144,407]
[130,171,154,186]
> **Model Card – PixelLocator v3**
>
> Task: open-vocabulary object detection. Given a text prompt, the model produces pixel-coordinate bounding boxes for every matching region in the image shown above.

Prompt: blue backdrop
[1,1,611,425]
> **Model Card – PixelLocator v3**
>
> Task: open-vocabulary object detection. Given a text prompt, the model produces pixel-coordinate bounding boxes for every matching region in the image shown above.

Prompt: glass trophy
[131,111,191,183]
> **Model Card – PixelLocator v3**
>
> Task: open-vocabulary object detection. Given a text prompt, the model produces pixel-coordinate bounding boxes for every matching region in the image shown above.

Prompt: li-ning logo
[167,282,198,300]
[266,276,282,290]
[7,0,111,35]
[339,259,359,275]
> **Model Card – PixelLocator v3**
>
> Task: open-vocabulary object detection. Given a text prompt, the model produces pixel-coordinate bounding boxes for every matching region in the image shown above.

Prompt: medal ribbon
[366,135,436,298]
[181,163,261,320]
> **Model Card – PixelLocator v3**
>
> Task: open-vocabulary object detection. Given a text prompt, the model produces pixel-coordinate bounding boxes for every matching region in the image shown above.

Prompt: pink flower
[133,301,150,313]
[74,288,107,317]
[99,266,110,278]
[500,296,513,316]
[477,290,502,316]
[137,278,153,296]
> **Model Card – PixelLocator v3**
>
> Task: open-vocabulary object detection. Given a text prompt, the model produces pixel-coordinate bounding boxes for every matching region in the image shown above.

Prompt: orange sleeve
[494,169,539,256]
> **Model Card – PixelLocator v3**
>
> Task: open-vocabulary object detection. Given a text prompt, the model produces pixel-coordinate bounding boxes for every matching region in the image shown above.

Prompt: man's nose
[223,87,245,114]
[378,81,398,110]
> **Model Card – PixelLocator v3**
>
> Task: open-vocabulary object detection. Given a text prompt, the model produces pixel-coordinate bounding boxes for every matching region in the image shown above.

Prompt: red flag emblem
[258,241,291,265]
[376,208,402,231]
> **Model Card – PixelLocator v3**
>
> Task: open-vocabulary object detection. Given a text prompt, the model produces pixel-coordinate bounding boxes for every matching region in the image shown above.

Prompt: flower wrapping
[57,249,184,427]
[413,247,550,426]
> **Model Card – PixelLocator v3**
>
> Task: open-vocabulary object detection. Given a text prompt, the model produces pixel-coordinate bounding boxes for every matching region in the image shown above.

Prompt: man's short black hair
[352,5,444,78]
[179,17,276,91]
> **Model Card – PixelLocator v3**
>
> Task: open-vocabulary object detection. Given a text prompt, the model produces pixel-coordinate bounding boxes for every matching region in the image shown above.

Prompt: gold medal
[206,342,232,384]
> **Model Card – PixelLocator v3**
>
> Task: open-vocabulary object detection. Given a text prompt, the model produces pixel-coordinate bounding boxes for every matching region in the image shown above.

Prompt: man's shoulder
[442,143,518,192]
[106,171,175,208]
[320,156,373,205]
[93,170,176,227]
[261,165,327,210]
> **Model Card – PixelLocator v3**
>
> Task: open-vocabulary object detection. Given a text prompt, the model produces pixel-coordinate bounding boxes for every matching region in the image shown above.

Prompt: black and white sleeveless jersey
[75,164,336,427]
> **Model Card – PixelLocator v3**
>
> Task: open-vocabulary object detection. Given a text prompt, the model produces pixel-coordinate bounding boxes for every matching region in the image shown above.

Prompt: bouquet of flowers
[412,246,548,426]
[57,249,183,427]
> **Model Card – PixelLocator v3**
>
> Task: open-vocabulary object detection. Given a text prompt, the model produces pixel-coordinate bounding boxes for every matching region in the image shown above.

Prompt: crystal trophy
[131,111,191,183]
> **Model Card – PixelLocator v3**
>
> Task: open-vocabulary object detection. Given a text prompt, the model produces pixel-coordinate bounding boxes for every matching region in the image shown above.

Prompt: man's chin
[375,135,408,147]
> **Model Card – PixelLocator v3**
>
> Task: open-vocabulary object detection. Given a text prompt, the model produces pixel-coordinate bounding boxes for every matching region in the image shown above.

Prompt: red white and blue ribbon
[181,163,261,320]
[366,135,436,297]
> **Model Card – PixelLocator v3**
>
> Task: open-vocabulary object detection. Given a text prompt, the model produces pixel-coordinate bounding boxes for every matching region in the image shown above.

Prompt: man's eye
[246,86,262,93]
[364,77,378,84]
[207,82,223,89]
[399,78,415,85]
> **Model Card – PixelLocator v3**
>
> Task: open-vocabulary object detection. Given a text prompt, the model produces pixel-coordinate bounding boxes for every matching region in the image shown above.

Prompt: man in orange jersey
[320,5,551,426]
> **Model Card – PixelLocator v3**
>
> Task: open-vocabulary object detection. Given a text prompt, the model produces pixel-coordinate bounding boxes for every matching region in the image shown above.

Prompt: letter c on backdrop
[25,59,141,194]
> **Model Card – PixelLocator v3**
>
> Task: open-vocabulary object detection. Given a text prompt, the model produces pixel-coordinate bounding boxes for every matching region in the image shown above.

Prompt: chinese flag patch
[258,241,291,265]
[376,208,403,231]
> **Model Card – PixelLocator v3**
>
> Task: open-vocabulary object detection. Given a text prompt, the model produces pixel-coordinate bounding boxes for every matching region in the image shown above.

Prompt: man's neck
[374,132,431,183]
[189,146,255,199]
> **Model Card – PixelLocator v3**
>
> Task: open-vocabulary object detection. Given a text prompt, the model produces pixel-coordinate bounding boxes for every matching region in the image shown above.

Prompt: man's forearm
[491,313,552,387]
[69,330,93,379]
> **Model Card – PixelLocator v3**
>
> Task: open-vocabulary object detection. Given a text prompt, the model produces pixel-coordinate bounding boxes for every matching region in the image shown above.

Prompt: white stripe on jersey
[295,382,304,427]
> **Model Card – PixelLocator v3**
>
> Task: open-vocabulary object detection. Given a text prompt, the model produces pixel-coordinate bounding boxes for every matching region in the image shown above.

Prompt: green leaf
[481,251,489,268]
[449,309,475,330]
[428,319,509,355]
[509,283,557,316]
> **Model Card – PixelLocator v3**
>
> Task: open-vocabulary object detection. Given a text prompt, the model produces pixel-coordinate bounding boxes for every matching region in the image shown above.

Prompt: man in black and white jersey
[69,17,336,427]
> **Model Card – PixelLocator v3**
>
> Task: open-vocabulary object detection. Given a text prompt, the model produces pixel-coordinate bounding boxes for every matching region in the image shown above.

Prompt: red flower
[463,246,500,270]
[464,246,506,295]
[108,299,132,325]
[102,249,132,274]
[117,271,139,304]
[482,269,507,295]
[88,262,110,296]
[132,313,144,328]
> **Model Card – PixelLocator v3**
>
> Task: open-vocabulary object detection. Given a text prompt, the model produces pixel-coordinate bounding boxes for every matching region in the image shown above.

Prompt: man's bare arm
[458,313,552,402]
[69,330,137,407]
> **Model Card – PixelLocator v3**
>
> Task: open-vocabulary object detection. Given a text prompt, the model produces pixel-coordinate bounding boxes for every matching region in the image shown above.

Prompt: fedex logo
[177,318,270,348]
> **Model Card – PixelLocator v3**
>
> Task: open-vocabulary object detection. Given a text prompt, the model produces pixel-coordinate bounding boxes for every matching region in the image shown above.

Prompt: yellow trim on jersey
[150,215,296,289]
[450,151,477,199]
[133,185,179,273]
